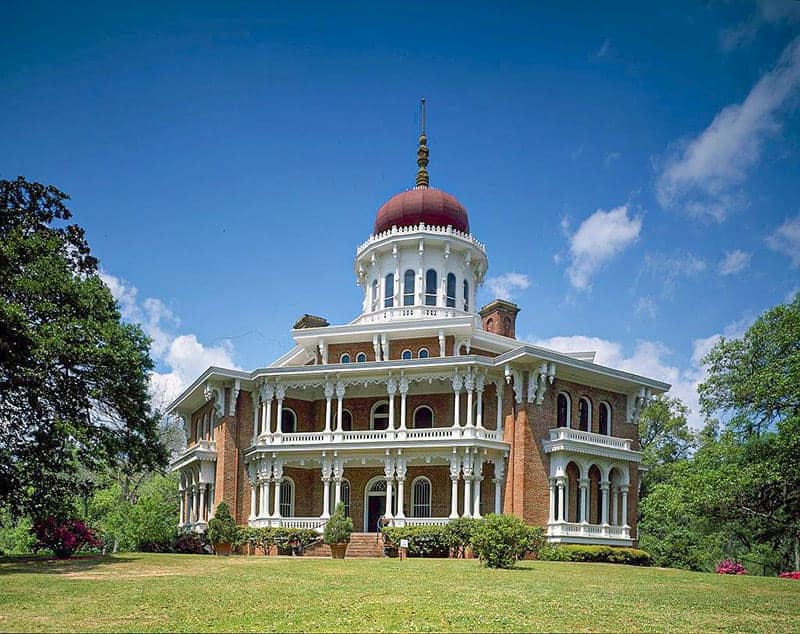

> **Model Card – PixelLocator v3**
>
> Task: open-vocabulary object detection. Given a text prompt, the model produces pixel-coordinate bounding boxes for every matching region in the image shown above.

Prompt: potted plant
[207,501,238,555]
[323,502,353,559]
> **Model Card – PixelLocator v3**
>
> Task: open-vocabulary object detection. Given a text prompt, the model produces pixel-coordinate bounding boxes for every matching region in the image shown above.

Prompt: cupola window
[371,279,379,311]
[425,269,438,306]
[403,269,415,306]
[446,273,456,308]
[384,274,394,308]
[463,280,469,311]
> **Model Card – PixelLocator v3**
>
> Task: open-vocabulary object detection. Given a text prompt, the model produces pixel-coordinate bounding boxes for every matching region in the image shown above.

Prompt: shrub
[207,502,238,545]
[274,528,320,554]
[323,503,353,545]
[171,531,211,554]
[383,525,451,557]
[537,544,651,566]
[0,514,37,555]
[471,514,537,569]
[716,559,747,575]
[31,517,100,558]
[778,571,800,579]
[444,517,480,558]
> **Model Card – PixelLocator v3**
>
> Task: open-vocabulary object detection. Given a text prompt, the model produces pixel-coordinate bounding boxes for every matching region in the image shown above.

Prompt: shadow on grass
[0,554,137,575]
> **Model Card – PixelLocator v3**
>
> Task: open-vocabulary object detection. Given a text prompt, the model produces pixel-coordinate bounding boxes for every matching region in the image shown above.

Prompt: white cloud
[721,0,800,51]
[567,205,642,291]
[634,296,658,319]
[656,35,800,221]
[101,271,239,406]
[718,249,752,275]
[531,318,752,429]
[596,38,613,58]
[638,250,707,300]
[766,214,800,267]
[603,151,621,167]
[484,272,531,301]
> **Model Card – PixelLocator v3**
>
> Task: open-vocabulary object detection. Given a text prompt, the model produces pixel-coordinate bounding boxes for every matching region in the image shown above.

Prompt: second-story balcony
[542,427,641,463]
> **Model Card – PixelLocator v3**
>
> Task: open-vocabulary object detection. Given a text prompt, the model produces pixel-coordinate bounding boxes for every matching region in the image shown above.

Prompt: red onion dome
[373,187,469,235]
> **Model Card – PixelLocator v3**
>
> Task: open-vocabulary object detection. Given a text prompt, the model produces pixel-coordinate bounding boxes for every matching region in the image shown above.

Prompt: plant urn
[215,542,232,556]
[330,543,348,559]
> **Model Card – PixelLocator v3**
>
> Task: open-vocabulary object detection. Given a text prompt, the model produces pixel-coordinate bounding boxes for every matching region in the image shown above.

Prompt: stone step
[304,532,385,558]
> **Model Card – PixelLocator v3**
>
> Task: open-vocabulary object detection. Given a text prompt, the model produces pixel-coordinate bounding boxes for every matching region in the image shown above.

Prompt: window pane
[414,406,433,428]
[418,348,429,358]
[446,273,456,308]
[402,349,412,360]
[356,352,367,363]
[425,269,437,306]
[463,280,469,311]
[281,410,296,433]
[403,270,415,306]
[384,274,394,308]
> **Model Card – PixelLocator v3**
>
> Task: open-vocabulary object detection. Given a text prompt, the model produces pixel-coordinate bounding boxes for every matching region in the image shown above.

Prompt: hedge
[236,527,320,553]
[539,544,651,566]
[382,525,451,557]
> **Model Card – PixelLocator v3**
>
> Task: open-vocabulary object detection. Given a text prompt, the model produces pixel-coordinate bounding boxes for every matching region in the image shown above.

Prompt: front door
[367,495,386,533]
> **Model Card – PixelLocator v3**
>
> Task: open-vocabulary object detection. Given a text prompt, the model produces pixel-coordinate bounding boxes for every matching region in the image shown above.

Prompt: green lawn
[1,553,798,632]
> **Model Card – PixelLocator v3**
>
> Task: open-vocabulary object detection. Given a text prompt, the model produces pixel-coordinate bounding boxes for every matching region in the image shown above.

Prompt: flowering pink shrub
[715,559,747,575]
[778,571,800,580]
[32,517,101,558]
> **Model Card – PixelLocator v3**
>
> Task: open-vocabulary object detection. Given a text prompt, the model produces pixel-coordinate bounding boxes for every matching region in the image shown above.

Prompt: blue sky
[3,1,799,423]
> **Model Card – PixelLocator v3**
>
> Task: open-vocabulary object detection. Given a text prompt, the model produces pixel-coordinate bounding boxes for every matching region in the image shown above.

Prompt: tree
[638,396,695,495]
[698,295,800,570]
[0,177,167,520]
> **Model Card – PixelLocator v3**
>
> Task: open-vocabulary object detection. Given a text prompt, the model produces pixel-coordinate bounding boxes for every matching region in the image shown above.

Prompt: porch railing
[256,426,504,447]
[547,521,630,540]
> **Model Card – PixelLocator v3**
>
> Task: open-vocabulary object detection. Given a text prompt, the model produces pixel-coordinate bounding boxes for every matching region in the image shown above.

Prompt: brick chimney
[479,299,520,339]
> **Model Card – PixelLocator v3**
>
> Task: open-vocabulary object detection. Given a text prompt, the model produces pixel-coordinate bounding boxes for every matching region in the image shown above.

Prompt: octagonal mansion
[168,112,669,548]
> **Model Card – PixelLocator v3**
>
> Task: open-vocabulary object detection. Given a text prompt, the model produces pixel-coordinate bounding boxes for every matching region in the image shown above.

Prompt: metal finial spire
[415,98,429,188]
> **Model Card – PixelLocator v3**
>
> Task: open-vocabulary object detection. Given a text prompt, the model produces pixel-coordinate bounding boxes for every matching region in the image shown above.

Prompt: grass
[1,553,799,632]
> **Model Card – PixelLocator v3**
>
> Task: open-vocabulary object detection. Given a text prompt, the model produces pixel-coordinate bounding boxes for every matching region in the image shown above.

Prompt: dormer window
[403,269,415,306]
[425,269,437,306]
[446,273,456,308]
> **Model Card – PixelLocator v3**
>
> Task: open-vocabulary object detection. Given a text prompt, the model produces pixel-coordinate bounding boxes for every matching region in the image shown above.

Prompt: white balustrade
[548,427,632,450]
[268,426,507,446]
[401,517,450,526]
[547,521,630,540]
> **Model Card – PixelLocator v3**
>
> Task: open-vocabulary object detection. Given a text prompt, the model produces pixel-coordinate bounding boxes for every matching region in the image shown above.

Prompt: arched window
[341,479,351,517]
[371,279,379,311]
[425,269,438,306]
[463,280,469,311]
[279,478,294,516]
[281,408,297,434]
[336,409,353,431]
[340,353,350,364]
[412,477,432,517]
[403,269,415,306]
[446,273,456,308]
[401,349,412,360]
[370,401,390,430]
[355,352,367,363]
[557,393,570,428]
[384,274,394,308]
[578,397,591,432]
[413,405,434,429]
[599,402,611,436]
[418,348,429,359]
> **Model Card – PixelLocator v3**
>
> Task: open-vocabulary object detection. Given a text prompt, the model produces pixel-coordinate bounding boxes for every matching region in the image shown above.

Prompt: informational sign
[399,539,409,548]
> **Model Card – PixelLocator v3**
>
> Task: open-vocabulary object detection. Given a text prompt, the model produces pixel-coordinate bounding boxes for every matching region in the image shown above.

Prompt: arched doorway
[363,476,394,532]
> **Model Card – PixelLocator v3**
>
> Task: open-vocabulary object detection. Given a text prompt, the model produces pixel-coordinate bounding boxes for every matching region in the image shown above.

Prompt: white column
[475,374,485,430]
[438,329,446,358]
[387,377,397,431]
[324,381,334,434]
[465,371,475,429]
[472,458,483,518]
[557,478,566,522]
[260,478,270,518]
[449,455,460,519]
[335,381,345,436]
[611,486,618,526]
[251,390,261,444]
[398,376,408,434]
[199,485,207,522]
[274,384,285,438]
[179,488,186,526]
[249,481,257,520]
[548,479,556,523]
[620,486,629,527]
[579,478,590,523]
[493,459,505,515]
[452,372,463,428]
[333,459,344,508]
[321,456,333,518]
[600,481,610,525]
[395,458,407,519]
[373,335,382,362]
[272,461,283,520]
[461,453,473,518]
[384,455,395,520]
[262,385,274,438]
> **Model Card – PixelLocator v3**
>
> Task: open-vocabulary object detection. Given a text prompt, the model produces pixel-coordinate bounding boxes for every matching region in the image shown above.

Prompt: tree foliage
[0,177,167,520]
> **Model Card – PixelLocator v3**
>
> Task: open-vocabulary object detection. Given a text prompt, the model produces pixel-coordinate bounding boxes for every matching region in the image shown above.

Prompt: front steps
[304,532,385,558]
